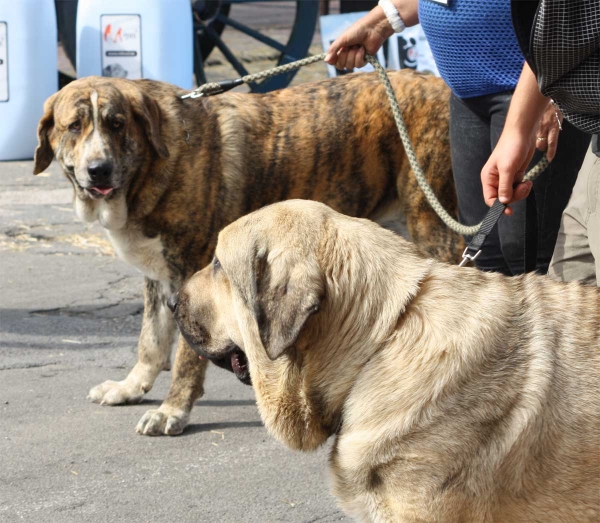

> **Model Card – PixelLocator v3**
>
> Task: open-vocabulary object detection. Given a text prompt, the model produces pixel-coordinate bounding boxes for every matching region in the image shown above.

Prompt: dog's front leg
[136,335,208,436]
[88,278,177,405]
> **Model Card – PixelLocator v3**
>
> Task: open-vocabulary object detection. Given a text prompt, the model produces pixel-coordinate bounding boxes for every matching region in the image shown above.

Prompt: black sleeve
[511,0,600,134]
[511,0,541,72]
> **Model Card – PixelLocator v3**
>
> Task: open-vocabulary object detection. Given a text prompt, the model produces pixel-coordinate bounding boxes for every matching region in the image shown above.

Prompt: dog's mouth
[230,350,250,384]
[209,346,251,385]
[63,168,118,200]
[177,319,251,385]
[87,185,116,199]
[90,185,114,196]
[72,179,118,200]
[182,331,252,385]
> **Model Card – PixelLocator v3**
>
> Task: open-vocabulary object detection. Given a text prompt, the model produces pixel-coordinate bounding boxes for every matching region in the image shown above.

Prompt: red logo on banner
[103,24,123,43]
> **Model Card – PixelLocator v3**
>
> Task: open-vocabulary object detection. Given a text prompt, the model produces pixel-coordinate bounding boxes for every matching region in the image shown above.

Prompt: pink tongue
[92,186,114,196]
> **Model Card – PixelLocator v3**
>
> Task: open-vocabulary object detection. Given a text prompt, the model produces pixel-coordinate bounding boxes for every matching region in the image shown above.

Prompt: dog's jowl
[34,71,462,435]
[173,200,600,523]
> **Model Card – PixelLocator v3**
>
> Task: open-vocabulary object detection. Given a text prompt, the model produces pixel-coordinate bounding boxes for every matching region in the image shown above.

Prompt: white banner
[386,27,439,76]
[0,23,8,102]
[101,15,142,79]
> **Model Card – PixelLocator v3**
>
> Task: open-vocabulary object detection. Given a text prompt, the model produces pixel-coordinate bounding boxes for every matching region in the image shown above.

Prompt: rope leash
[180,53,328,99]
[182,52,549,238]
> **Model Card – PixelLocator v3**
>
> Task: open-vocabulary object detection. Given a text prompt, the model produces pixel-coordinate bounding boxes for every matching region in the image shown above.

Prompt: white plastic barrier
[76,0,193,89]
[0,0,58,161]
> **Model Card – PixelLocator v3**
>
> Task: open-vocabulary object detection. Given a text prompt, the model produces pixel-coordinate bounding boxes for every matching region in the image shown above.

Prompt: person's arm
[481,62,550,214]
[325,0,419,70]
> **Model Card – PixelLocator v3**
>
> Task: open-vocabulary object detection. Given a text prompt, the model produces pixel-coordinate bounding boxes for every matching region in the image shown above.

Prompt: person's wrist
[372,7,395,40]
[378,0,406,33]
[502,115,537,144]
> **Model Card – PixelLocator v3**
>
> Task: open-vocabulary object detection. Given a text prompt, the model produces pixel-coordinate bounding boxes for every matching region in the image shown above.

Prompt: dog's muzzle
[168,292,251,385]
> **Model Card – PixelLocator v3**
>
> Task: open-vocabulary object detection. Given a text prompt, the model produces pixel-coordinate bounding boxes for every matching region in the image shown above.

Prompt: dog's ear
[252,250,323,360]
[130,90,170,159]
[33,93,58,175]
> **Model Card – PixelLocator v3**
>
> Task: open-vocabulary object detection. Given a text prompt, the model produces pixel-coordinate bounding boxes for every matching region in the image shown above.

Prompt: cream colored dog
[170,200,600,522]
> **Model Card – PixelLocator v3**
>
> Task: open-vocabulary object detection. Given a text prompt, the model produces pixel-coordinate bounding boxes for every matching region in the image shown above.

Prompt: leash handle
[459,190,538,272]
[459,199,506,267]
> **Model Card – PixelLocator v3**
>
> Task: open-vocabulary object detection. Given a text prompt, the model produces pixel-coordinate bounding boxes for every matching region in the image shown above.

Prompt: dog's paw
[135,407,189,436]
[88,380,145,405]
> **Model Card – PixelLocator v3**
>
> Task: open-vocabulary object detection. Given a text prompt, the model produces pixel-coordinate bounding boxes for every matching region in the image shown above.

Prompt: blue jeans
[450,92,591,275]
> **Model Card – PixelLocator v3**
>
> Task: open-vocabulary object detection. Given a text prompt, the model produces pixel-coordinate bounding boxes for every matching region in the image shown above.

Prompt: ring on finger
[536,137,547,142]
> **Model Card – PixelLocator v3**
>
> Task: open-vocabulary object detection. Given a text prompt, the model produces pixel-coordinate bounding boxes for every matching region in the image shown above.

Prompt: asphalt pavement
[0,161,346,523]
[1,4,349,521]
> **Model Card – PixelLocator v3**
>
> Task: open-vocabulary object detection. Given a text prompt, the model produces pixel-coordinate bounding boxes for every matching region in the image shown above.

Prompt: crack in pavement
[0,362,58,371]
[29,300,144,318]
[305,511,345,522]
[106,274,137,287]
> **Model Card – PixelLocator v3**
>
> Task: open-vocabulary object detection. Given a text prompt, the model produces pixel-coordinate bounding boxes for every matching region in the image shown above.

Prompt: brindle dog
[33,70,462,435]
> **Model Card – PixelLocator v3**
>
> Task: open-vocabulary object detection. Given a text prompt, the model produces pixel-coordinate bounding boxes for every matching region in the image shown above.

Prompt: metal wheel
[193,0,320,92]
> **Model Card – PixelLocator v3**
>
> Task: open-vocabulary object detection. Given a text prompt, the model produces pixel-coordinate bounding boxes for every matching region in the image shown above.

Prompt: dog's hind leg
[88,278,178,405]
[136,336,208,436]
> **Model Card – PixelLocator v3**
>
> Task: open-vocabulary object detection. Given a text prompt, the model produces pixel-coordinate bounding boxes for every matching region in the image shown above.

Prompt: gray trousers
[548,143,600,286]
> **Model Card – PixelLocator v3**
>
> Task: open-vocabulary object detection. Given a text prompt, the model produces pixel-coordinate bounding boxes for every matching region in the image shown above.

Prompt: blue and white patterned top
[418,0,525,98]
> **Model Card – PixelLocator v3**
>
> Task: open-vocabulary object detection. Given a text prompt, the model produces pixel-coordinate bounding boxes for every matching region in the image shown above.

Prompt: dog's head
[171,200,336,449]
[33,77,169,225]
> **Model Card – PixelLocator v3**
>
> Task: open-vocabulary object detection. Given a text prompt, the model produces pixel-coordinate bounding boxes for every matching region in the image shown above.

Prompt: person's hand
[534,101,563,162]
[325,7,394,70]
[481,61,550,214]
[481,129,535,216]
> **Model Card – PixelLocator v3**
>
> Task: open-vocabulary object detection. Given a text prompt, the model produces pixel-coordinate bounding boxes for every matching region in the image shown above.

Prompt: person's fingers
[498,142,533,205]
[326,31,353,64]
[325,40,342,65]
[326,16,371,64]
[513,181,533,202]
[502,181,533,215]
[535,135,548,152]
[355,46,366,68]
[516,167,527,183]
[483,131,537,209]
[346,46,358,71]
[497,167,515,205]
[481,162,500,207]
[546,126,560,162]
[336,47,349,70]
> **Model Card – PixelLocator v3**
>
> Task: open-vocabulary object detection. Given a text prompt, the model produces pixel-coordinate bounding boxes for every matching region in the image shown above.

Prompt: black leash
[460,191,538,272]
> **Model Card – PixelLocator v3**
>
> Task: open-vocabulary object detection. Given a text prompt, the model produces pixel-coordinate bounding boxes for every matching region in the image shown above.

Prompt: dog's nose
[87,160,113,182]
[167,293,179,313]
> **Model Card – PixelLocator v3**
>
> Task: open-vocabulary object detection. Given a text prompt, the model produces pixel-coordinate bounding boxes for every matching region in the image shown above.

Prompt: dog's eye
[212,257,221,271]
[112,119,124,130]
[68,121,81,134]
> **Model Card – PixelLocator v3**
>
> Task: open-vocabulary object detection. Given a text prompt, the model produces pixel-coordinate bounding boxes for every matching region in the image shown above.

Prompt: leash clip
[181,78,244,99]
[182,91,206,100]
[459,247,482,268]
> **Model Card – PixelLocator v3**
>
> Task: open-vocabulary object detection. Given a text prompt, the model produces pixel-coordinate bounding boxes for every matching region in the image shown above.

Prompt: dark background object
[339,0,376,13]
[55,0,78,68]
